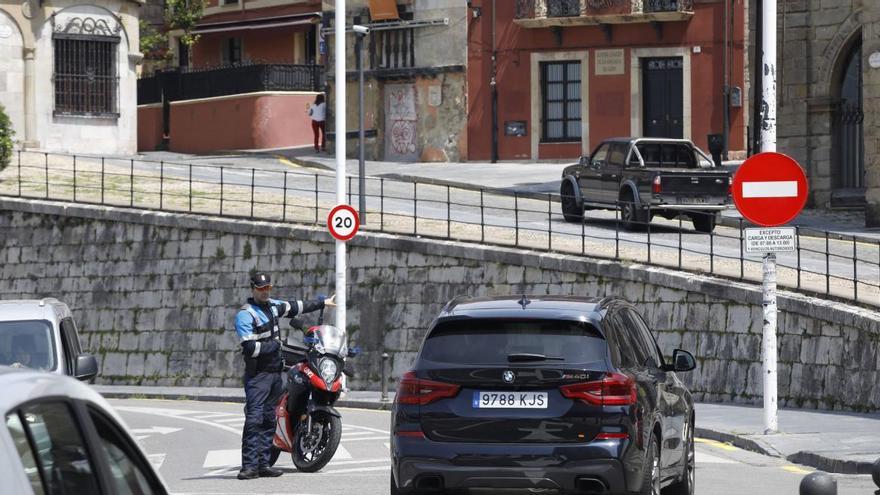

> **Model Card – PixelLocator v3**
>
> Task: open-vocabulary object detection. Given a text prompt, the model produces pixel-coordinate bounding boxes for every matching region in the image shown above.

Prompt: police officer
[234,271,335,480]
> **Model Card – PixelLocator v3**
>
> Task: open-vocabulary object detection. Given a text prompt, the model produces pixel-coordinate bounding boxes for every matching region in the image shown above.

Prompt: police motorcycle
[269,306,358,472]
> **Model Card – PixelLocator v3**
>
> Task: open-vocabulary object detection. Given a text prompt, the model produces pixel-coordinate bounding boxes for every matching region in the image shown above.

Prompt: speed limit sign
[327,204,360,241]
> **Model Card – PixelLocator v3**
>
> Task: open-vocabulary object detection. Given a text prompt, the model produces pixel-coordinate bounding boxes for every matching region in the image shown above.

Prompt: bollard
[799,472,837,495]
[380,352,390,402]
[872,457,880,489]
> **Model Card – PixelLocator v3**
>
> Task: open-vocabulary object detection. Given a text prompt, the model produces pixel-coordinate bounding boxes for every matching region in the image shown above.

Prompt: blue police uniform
[235,283,325,479]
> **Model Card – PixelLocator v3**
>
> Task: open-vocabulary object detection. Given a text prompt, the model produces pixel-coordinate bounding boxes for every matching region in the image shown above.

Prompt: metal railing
[137,63,323,105]
[1,150,877,308]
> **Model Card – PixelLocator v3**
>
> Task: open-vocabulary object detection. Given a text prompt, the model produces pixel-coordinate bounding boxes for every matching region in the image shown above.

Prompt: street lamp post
[353,25,369,224]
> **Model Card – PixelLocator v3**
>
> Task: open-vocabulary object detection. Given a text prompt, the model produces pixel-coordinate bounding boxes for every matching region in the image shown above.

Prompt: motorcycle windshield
[316,325,348,358]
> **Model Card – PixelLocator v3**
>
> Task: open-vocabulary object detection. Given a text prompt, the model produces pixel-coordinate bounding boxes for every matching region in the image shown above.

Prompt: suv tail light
[396,371,461,405]
[728,176,733,195]
[652,175,662,194]
[559,372,637,406]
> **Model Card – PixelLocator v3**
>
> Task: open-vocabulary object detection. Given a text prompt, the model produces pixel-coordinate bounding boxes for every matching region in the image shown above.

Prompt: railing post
[678,214,682,270]
[614,201,620,260]
[480,188,485,244]
[547,193,552,252]
[796,226,801,289]
[282,171,288,221]
[825,231,830,295]
[220,166,225,215]
[709,225,714,274]
[44,152,48,199]
[646,209,651,264]
[315,174,319,224]
[413,182,418,236]
[130,159,134,207]
[72,155,76,202]
[739,218,744,279]
[853,236,858,301]
[159,161,164,210]
[446,185,451,238]
[16,150,21,197]
[514,192,519,247]
[188,164,192,212]
[250,168,255,218]
[100,157,105,205]
[581,215,585,255]
[380,178,385,232]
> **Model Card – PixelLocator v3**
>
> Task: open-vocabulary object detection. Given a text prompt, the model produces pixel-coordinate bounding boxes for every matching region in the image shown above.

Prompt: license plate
[472,391,548,409]
[679,197,706,204]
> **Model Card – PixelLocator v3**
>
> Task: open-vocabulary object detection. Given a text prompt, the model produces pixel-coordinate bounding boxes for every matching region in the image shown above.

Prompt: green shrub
[0,103,13,173]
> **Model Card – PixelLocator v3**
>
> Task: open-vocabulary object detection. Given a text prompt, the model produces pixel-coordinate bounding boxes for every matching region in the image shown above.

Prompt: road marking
[340,436,388,442]
[342,424,390,435]
[202,446,353,470]
[320,465,390,474]
[192,413,240,420]
[782,465,813,475]
[695,451,736,464]
[116,406,242,436]
[215,418,246,424]
[741,180,798,198]
[131,427,183,436]
[277,156,304,169]
[327,458,389,466]
[695,437,738,451]
[341,430,376,437]
[148,454,166,470]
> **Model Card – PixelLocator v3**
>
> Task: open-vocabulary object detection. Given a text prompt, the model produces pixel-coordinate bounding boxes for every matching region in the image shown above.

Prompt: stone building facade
[767,0,880,225]
[0,0,141,155]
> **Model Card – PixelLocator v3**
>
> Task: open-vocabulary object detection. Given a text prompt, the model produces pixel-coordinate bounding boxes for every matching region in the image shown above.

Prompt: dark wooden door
[642,57,683,138]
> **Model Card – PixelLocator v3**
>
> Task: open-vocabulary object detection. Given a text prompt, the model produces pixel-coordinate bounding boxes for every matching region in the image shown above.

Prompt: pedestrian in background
[233,271,335,480]
[307,94,327,153]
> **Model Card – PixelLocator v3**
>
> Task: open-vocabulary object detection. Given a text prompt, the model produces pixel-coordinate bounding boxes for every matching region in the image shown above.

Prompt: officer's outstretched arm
[285,294,334,317]
[241,338,280,358]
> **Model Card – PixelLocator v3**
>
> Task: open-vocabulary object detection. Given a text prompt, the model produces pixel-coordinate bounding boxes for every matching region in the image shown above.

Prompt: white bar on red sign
[742,181,798,198]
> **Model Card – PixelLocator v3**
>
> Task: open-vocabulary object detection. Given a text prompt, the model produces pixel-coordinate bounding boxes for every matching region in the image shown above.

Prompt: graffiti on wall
[385,84,418,161]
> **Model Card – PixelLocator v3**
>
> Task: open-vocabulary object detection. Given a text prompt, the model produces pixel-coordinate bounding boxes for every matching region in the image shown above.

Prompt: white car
[0,298,98,380]
[0,366,169,494]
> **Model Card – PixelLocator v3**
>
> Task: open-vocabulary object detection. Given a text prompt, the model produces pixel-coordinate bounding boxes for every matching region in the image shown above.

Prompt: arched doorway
[832,36,864,206]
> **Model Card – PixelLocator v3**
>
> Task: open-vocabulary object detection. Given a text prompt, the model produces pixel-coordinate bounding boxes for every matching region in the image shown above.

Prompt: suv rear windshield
[0,320,58,372]
[420,319,606,366]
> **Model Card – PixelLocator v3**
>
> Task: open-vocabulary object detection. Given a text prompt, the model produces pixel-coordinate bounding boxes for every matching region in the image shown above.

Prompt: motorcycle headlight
[319,358,338,384]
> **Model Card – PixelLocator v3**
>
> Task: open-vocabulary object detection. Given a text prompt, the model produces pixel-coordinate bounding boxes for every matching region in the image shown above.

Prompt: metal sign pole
[335,0,347,333]
[760,0,778,434]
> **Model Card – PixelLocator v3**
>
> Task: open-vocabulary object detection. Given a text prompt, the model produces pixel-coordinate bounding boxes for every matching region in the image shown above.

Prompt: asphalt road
[113,398,877,495]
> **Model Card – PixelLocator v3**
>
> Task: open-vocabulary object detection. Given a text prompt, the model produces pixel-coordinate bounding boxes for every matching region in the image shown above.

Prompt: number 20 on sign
[327,204,360,242]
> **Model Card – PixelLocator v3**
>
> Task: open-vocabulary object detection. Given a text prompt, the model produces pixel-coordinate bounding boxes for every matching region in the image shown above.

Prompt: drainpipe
[722,0,730,159]
[751,0,762,156]
[491,0,498,163]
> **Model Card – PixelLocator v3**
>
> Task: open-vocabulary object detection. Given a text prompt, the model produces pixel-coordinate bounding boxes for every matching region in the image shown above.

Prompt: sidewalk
[272,147,879,241]
[97,385,880,475]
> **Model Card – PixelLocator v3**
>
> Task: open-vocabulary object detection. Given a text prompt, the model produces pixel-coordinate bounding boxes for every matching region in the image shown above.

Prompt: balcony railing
[515,0,694,27]
[137,63,323,105]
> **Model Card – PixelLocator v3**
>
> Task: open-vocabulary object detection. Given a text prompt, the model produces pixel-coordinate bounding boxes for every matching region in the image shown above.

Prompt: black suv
[390,295,697,495]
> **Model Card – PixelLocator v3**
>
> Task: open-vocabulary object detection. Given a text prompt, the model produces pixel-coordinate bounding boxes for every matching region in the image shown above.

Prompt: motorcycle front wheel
[292,414,342,472]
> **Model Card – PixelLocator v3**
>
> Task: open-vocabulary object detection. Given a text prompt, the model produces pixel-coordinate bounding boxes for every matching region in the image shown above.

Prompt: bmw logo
[502,371,515,383]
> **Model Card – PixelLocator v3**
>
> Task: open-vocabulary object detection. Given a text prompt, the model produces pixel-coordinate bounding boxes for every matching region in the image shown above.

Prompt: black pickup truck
[560,137,732,232]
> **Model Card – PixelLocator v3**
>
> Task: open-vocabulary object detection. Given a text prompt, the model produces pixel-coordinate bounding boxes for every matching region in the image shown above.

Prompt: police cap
[250,272,272,288]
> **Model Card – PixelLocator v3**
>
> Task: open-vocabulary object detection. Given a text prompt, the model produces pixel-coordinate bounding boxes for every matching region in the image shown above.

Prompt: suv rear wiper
[507,353,565,362]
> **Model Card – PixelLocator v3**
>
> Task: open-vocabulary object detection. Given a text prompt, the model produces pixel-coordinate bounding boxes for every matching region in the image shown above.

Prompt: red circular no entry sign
[732,152,808,227]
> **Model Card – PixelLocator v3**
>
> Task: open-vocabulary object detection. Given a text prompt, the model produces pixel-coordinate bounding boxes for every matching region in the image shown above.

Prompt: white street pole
[335,0,347,333]
[760,0,778,434]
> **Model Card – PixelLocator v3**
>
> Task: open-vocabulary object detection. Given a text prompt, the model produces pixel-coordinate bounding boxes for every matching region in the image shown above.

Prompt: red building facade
[467,0,747,161]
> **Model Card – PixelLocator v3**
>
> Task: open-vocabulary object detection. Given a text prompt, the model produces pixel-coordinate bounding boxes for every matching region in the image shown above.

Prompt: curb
[98,389,395,411]
[695,427,875,475]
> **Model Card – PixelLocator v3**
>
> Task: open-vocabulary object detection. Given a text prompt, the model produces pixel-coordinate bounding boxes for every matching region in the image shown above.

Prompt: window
[54,37,119,116]
[222,0,239,4]
[0,319,58,371]
[541,61,581,142]
[6,412,45,495]
[89,408,162,495]
[17,401,101,495]
[59,318,83,376]
[621,309,661,368]
[606,143,628,167]
[589,143,610,167]
[421,319,606,365]
[222,37,243,65]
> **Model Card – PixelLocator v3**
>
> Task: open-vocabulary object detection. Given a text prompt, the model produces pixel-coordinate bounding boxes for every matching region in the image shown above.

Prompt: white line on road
[319,465,390,475]
[742,181,798,198]
[340,436,388,442]
[116,406,242,436]
[148,454,166,470]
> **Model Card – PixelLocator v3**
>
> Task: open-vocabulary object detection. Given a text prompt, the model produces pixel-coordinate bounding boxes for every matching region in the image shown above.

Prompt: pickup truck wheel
[620,192,648,231]
[560,181,583,223]
[691,212,717,233]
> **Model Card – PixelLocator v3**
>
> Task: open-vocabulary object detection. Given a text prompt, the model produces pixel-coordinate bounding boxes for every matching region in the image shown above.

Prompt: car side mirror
[670,349,696,372]
[74,353,98,381]
[579,155,589,165]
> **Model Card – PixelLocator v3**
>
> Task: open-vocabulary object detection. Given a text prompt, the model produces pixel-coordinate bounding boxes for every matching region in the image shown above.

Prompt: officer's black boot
[258,467,283,477]
[237,467,260,480]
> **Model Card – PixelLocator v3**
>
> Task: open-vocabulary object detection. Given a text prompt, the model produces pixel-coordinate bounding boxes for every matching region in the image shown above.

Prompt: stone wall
[1,197,879,412]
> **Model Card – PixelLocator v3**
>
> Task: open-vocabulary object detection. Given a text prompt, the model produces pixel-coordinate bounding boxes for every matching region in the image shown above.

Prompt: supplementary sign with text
[745,227,796,253]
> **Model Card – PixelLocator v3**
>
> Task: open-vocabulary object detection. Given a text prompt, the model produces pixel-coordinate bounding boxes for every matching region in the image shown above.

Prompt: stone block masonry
[1,198,879,412]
